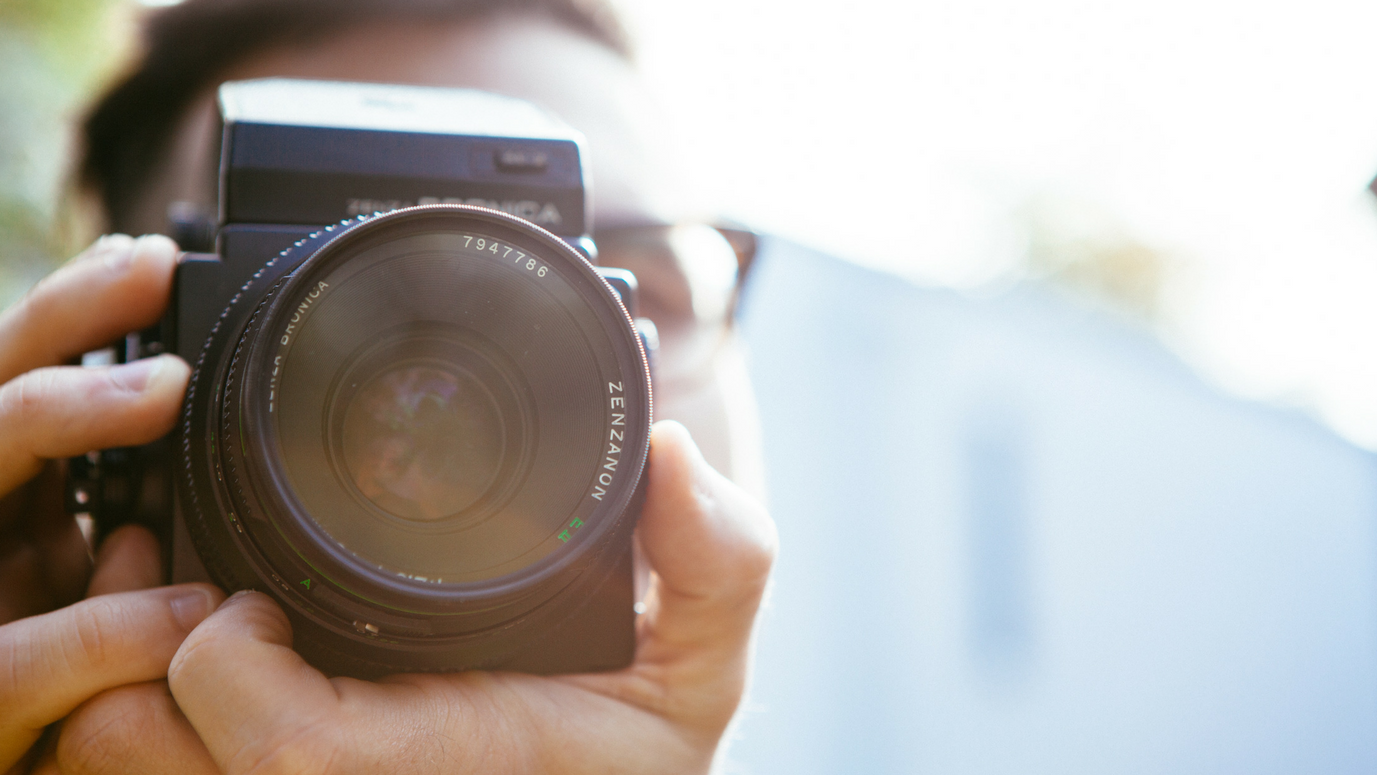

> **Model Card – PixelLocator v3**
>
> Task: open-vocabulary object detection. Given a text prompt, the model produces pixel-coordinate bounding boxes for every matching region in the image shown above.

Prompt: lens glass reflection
[342,363,503,522]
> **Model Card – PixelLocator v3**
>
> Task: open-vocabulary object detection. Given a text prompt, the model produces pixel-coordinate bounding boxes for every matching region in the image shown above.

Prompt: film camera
[68,79,654,677]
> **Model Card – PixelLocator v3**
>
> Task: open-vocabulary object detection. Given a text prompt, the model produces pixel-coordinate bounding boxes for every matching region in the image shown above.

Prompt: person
[0,1,776,773]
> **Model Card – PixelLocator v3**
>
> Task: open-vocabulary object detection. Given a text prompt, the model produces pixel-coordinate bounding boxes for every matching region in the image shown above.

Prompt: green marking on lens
[300,578,312,590]
[557,517,585,544]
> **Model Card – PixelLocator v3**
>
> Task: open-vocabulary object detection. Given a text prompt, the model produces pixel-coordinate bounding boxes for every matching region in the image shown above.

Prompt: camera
[67,79,654,678]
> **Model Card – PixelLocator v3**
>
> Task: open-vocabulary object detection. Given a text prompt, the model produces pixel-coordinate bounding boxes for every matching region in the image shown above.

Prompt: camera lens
[340,361,504,522]
[299,321,540,581]
[186,206,652,671]
[322,326,534,538]
[259,214,629,586]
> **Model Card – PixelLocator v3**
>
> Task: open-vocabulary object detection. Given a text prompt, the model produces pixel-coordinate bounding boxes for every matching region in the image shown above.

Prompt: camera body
[71,79,653,677]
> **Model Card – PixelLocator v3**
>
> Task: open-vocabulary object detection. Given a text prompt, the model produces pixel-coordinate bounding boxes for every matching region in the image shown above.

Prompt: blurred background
[0,0,133,297]
[3,1,1377,771]
[4,0,1376,449]
[619,0,1377,453]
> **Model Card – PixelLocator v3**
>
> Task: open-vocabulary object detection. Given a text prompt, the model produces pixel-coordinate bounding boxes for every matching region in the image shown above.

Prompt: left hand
[0,234,221,774]
[56,421,776,774]
[0,234,186,627]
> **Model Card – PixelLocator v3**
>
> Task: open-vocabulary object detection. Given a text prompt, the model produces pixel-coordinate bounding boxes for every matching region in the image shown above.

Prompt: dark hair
[79,0,631,232]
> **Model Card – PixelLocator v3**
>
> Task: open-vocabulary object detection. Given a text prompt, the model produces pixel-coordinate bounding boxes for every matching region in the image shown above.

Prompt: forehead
[145,14,696,232]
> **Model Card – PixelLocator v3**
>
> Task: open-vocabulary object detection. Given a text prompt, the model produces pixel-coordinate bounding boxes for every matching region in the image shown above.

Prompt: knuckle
[0,630,31,709]
[741,516,778,585]
[12,274,59,332]
[230,719,340,775]
[59,684,163,775]
[711,491,776,593]
[0,367,58,429]
[166,627,215,688]
[70,597,122,669]
[237,592,292,634]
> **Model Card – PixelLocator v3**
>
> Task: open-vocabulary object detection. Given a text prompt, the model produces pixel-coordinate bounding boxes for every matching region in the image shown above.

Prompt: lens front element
[220,207,651,630]
[321,325,535,534]
[341,361,504,522]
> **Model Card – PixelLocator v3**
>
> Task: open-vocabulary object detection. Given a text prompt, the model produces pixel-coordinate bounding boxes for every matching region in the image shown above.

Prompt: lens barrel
[177,206,652,675]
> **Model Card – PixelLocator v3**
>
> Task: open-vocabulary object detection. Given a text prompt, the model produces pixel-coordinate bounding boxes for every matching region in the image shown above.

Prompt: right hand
[54,422,777,775]
[0,234,222,772]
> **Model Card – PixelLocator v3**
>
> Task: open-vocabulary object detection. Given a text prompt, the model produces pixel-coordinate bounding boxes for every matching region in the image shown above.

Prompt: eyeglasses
[593,223,758,387]
[594,224,757,318]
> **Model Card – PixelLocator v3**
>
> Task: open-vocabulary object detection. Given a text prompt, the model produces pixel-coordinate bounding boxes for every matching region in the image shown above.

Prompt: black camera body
[72,79,653,677]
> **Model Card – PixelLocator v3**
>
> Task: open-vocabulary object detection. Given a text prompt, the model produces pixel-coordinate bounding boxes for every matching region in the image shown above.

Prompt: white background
[618,0,1377,449]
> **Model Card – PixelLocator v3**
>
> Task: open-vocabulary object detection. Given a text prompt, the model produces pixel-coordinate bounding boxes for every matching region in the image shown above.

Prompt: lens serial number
[462,235,548,277]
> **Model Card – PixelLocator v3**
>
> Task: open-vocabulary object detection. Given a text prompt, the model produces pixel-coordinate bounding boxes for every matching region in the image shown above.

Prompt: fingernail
[110,356,164,392]
[224,589,264,610]
[103,236,139,271]
[93,233,131,248]
[89,234,134,267]
[171,588,215,631]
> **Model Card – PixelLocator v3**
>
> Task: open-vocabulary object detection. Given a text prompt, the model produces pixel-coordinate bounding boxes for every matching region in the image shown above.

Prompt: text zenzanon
[591,381,627,502]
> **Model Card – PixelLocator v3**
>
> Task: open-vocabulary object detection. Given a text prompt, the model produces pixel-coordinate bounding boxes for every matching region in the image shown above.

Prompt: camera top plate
[218,79,590,236]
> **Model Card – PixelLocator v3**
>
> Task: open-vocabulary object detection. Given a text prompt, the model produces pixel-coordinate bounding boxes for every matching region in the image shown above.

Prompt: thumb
[635,420,777,660]
[169,591,342,773]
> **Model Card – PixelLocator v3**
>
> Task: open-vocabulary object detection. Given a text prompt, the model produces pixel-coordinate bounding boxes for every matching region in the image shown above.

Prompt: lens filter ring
[191,205,650,666]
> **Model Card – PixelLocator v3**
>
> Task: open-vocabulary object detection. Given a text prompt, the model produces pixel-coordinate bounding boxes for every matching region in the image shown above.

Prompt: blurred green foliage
[0,0,129,308]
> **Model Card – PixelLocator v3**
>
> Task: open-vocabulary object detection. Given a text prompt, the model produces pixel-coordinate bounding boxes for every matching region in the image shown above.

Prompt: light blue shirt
[730,239,1377,773]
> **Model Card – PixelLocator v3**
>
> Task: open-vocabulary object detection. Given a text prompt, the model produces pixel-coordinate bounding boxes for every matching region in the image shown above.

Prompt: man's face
[132,13,764,494]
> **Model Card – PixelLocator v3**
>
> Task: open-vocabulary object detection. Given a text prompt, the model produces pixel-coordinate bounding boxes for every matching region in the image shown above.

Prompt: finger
[0,463,90,624]
[14,722,58,775]
[0,584,221,767]
[28,746,57,775]
[634,421,777,658]
[169,591,343,773]
[0,525,89,626]
[0,355,190,495]
[59,681,217,775]
[87,525,164,597]
[0,234,178,385]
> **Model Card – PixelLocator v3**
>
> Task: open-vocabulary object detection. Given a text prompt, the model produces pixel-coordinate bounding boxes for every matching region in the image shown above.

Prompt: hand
[6,527,222,774]
[0,234,221,772]
[58,421,777,774]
